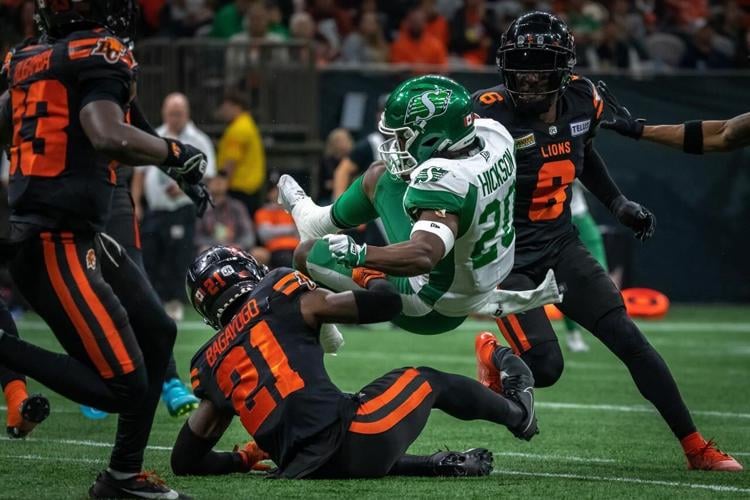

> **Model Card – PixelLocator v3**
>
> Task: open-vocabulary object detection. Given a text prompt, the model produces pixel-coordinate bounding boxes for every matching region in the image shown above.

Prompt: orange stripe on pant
[349,381,433,435]
[495,318,520,354]
[42,236,114,378]
[62,239,136,375]
[356,368,420,416]
[506,315,532,352]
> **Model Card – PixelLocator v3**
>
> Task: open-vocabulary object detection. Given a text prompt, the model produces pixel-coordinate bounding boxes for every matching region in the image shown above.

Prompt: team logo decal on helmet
[404,89,452,128]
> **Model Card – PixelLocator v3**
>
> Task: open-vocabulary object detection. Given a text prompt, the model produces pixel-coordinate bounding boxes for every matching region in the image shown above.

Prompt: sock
[388,454,434,476]
[107,468,138,480]
[331,176,378,228]
[4,379,28,428]
[680,431,707,454]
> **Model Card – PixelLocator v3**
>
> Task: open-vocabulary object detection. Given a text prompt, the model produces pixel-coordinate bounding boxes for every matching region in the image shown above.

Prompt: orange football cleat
[234,441,272,472]
[475,332,502,393]
[686,439,743,472]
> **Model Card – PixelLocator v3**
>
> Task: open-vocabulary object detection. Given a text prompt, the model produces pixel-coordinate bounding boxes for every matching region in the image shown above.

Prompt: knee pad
[520,341,564,388]
[593,307,651,360]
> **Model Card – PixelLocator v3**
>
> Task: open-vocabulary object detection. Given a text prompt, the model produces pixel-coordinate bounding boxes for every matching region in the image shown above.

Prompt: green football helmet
[378,75,476,177]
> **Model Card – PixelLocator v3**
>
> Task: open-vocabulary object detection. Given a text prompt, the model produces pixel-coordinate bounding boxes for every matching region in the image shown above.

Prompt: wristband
[411,219,455,258]
[683,120,704,155]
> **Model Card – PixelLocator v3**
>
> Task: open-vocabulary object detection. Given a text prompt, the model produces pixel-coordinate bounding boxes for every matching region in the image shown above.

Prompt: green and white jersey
[402,118,516,316]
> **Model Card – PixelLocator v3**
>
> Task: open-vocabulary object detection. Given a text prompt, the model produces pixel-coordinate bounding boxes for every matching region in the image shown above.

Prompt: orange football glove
[352,267,387,288]
[234,441,272,472]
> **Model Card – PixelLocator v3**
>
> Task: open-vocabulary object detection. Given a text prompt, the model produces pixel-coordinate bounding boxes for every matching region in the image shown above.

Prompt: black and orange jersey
[190,267,357,478]
[473,76,604,268]
[1,30,137,235]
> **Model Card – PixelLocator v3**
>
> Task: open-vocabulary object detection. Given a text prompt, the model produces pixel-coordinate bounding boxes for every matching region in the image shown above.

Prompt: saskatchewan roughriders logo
[404,89,452,127]
[413,166,449,184]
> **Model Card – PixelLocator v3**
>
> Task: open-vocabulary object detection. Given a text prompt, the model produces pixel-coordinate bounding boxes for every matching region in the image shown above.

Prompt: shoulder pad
[475,118,514,144]
[568,75,604,120]
[271,269,317,297]
[66,34,137,70]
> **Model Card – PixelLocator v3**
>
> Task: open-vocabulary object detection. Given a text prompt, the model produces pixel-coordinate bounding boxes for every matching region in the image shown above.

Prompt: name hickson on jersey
[401,118,517,316]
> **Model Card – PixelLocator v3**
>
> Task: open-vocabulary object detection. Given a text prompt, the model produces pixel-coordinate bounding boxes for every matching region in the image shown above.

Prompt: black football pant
[497,235,696,439]
[0,299,25,389]
[0,231,176,472]
[312,366,523,478]
[141,205,196,305]
[107,197,179,382]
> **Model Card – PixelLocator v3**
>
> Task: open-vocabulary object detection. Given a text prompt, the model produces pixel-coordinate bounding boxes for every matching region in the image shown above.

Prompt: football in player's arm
[597,81,750,153]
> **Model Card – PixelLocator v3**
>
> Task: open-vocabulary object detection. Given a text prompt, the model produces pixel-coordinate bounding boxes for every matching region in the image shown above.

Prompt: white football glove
[323,234,367,268]
[319,323,344,354]
[478,269,563,318]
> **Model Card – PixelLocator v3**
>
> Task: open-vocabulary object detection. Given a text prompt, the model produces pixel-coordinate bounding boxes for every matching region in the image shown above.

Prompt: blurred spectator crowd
[2,0,750,70]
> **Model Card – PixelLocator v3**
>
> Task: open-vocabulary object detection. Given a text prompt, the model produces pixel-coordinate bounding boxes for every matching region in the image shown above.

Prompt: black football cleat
[6,394,50,439]
[431,448,494,477]
[89,470,189,499]
[499,352,539,441]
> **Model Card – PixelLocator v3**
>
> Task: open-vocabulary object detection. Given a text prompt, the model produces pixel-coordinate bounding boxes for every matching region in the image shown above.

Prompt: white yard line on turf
[4,399,750,421]
[14,320,750,333]
[1,453,102,465]
[0,437,172,451]
[493,451,615,464]
[492,469,750,494]
[536,402,750,420]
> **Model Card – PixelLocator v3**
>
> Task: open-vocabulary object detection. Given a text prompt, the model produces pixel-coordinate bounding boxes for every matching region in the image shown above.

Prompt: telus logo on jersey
[404,89,452,128]
[477,148,515,197]
[570,119,591,137]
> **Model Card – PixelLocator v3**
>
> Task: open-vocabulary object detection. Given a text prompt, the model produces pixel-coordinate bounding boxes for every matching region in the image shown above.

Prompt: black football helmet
[496,11,576,114]
[186,246,269,330]
[35,0,138,39]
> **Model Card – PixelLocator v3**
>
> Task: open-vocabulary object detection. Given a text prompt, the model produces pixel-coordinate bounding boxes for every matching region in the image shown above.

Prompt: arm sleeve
[171,421,247,476]
[579,144,623,210]
[79,77,130,110]
[403,165,468,220]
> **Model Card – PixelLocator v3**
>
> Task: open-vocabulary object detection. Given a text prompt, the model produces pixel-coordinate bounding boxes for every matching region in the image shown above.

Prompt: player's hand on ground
[233,441,272,472]
[610,195,656,241]
[324,234,367,268]
[162,138,207,185]
[181,180,214,218]
[596,80,645,139]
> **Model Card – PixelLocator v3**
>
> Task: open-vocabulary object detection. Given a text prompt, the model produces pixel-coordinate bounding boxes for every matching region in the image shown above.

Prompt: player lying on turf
[472,11,741,471]
[171,246,537,478]
[279,75,562,346]
[596,82,750,153]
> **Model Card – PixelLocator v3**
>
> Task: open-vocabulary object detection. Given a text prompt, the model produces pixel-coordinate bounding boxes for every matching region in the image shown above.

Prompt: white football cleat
[566,329,590,353]
[277,174,338,241]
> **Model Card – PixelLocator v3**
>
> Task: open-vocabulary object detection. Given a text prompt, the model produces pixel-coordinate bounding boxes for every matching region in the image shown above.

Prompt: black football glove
[162,138,207,185]
[609,195,656,241]
[180,180,214,218]
[596,80,645,140]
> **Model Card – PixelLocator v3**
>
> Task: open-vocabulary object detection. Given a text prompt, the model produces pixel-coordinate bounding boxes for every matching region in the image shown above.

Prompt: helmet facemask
[377,116,420,177]
[498,46,574,115]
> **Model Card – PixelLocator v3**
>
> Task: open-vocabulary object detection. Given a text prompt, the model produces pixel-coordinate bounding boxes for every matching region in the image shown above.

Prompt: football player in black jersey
[473,11,741,471]
[171,246,538,479]
[0,0,209,497]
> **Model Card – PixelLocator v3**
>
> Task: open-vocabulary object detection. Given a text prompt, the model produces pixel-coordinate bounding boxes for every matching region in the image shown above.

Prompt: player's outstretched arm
[80,100,206,183]
[172,400,267,476]
[325,210,458,276]
[300,277,402,328]
[597,80,750,153]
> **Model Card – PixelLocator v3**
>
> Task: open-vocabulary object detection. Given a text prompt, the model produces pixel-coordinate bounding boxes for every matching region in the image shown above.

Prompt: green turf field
[1,305,749,498]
